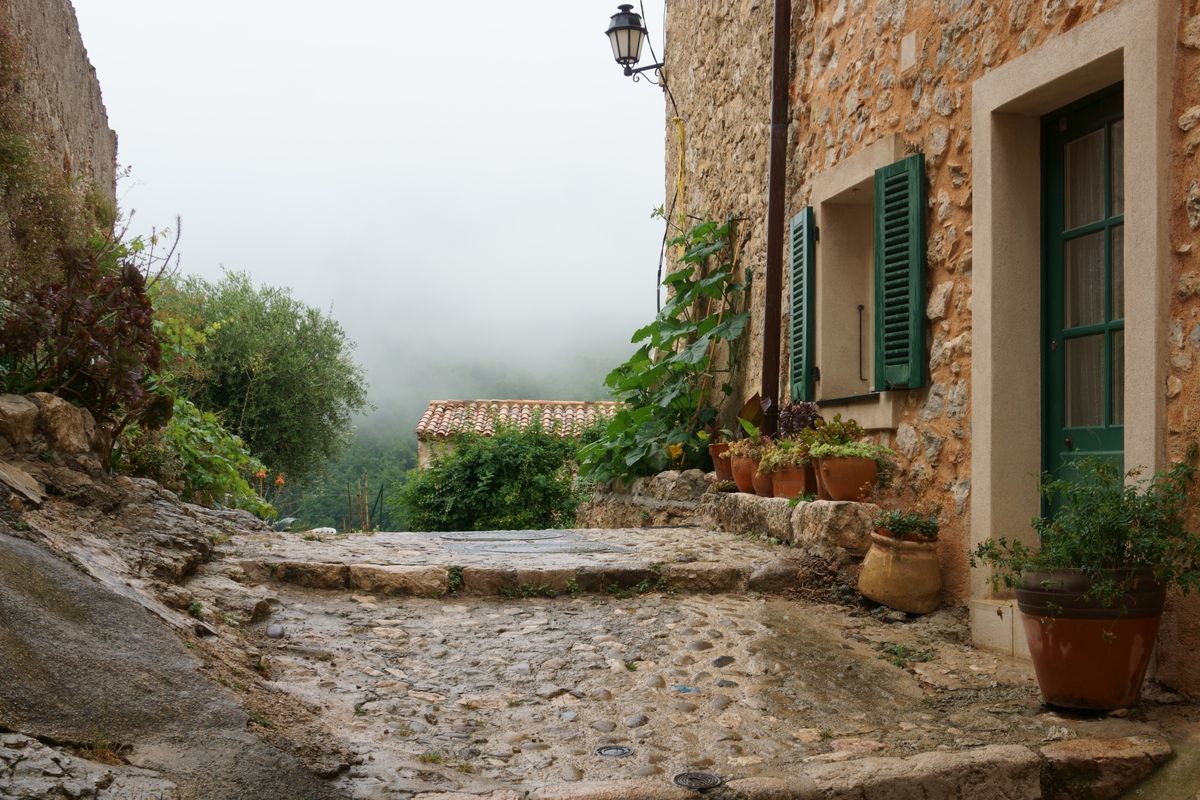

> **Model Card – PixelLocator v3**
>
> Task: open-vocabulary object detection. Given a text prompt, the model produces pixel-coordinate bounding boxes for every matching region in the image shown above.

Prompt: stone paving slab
[226,527,795,597]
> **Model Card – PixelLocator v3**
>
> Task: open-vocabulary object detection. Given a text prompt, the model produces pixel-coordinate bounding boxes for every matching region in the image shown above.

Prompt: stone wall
[664,2,1199,615]
[1158,6,1200,695]
[1,0,116,201]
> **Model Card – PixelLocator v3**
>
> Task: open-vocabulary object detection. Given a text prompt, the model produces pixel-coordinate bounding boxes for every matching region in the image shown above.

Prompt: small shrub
[778,401,821,438]
[390,421,585,532]
[971,450,1200,608]
[875,507,940,542]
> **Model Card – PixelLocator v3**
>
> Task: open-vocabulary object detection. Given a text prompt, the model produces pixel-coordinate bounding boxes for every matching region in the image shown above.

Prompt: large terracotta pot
[751,461,774,497]
[857,532,941,614]
[708,443,733,481]
[816,457,878,501]
[771,464,813,499]
[730,455,756,494]
[1016,569,1165,711]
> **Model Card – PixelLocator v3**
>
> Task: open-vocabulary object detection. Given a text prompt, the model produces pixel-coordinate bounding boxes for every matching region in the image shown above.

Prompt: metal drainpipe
[760,0,792,436]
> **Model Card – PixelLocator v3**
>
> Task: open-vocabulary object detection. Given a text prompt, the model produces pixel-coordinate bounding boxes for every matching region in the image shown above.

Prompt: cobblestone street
[210,574,1191,798]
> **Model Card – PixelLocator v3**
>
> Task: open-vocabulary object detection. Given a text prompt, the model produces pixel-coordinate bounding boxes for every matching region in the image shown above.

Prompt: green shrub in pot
[970,449,1200,710]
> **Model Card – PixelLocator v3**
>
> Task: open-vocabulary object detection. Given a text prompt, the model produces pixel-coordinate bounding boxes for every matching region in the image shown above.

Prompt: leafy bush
[390,422,586,531]
[579,218,749,482]
[121,396,272,517]
[971,452,1200,608]
[875,507,940,541]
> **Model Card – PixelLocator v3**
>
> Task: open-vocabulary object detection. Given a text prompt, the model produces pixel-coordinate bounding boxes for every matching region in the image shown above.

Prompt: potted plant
[699,429,734,482]
[800,414,894,501]
[858,507,942,614]
[971,452,1200,711]
[727,419,769,495]
[759,438,812,499]
[769,401,821,497]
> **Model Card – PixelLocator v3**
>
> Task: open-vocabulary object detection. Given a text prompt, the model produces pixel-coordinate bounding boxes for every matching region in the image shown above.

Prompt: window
[789,152,927,404]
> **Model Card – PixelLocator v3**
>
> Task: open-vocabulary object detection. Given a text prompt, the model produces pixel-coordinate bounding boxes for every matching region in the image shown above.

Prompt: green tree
[390,423,586,532]
[156,272,368,483]
[281,428,417,530]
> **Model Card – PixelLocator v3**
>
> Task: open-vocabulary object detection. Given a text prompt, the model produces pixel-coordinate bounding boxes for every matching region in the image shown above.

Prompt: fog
[73,1,668,429]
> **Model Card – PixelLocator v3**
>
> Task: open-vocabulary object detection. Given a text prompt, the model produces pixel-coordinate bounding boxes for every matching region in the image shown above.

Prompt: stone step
[229,527,802,599]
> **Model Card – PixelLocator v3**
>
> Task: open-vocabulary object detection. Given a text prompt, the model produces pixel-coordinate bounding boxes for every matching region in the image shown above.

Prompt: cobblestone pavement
[228,587,1187,798]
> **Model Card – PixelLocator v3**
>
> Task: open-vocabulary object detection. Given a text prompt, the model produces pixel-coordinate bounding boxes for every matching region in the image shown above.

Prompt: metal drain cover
[595,745,633,758]
[673,772,722,790]
[439,531,565,542]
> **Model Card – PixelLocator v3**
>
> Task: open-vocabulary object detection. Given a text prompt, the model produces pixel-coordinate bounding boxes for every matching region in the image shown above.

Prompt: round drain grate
[595,745,633,758]
[439,531,565,542]
[673,772,723,791]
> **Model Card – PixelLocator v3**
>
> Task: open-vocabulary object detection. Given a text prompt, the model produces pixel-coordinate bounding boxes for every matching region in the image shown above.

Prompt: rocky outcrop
[0,531,338,800]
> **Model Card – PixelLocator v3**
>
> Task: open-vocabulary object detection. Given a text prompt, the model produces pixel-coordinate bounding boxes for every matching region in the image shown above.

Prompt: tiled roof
[415,400,620,440]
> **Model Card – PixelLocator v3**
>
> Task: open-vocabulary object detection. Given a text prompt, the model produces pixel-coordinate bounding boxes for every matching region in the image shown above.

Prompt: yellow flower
[666,443,684,460]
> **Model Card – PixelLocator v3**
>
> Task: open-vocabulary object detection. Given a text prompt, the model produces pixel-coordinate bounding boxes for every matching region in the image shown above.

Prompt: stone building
[661,0,1200,694]
[415,399,619,467]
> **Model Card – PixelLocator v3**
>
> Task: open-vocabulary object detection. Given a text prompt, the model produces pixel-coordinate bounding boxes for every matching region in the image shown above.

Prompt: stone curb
[408,738,1169,800]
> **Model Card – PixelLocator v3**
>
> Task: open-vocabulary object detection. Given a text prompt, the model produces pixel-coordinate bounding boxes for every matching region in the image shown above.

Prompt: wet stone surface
[239,589,1175,797]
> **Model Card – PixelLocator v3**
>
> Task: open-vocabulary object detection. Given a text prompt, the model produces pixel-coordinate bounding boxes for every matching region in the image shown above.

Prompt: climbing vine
[579,217,749,482]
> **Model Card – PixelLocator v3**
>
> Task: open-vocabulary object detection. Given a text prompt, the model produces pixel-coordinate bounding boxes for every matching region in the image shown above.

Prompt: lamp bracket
[624,61,665,85]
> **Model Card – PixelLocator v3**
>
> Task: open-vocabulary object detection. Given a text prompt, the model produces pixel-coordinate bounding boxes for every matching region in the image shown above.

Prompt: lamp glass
[606,6,647,66]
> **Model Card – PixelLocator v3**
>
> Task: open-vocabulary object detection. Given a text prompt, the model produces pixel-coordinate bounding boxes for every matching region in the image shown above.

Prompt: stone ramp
[229,526,803,598]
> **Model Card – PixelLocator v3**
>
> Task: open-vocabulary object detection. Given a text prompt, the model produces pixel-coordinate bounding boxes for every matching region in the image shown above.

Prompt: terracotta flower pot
[771,464,812,499]
[857,531,941,615]
[816,456,878,501]
[813,463,833,500]
[709,443,733,481]
[730,455,757,494]
[1016,569,1165,711]
[751,461,774,497]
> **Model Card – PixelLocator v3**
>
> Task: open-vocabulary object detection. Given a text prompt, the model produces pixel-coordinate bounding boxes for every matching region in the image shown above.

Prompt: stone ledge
[1039,735,1172,799]
[700,493,879,562]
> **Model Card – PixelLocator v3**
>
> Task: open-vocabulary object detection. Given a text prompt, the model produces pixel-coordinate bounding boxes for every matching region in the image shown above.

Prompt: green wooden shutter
[789,207,816,402]
[873,153,927,390]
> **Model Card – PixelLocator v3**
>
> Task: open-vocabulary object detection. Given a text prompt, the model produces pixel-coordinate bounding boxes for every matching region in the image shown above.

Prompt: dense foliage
[579,218,749,482]
[972,452,1200,607]
[121,396,272,516]
[0,237,163,445]
[155,272,369,484]
[391,423,585,532]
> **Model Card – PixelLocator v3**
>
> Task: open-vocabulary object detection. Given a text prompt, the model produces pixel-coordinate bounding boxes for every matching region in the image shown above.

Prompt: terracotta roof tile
[415,399,620,440]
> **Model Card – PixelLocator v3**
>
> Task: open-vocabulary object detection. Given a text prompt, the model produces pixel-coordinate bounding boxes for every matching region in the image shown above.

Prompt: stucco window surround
[810,133,909,431]
[969,0,1176,657]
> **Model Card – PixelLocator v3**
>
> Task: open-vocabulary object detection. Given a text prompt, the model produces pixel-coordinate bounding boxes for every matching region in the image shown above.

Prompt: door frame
[968,0,1174,657]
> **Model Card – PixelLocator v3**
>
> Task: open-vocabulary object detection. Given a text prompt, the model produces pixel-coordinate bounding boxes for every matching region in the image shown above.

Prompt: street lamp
[605,4,663,80]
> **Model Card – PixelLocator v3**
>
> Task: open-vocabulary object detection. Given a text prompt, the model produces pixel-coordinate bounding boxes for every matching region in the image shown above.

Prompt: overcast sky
[73,1,668,420]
